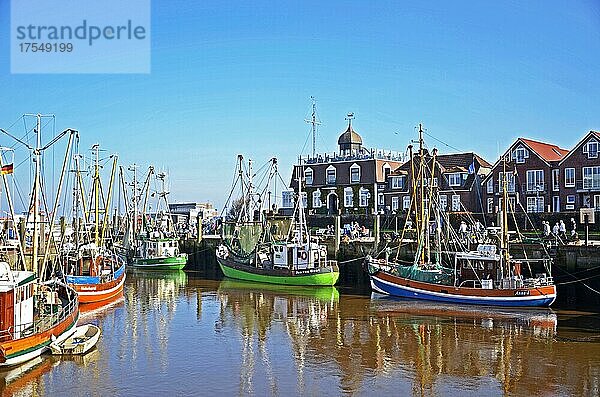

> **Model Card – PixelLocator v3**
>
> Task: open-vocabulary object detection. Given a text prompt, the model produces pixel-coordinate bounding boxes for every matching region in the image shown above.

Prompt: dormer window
[584,139,598,159]
[448,173,462,187]
[326,166,336,185]
[350,163,360,183]
[304,168,313,185]
[390,176,405,189]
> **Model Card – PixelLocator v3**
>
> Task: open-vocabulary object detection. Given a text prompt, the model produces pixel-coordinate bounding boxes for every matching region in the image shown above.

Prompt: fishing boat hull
[67,264,126,304]
[0,309,79,367]
[217,256,339,286]
[370,270,556,308]
[130,254,187,270]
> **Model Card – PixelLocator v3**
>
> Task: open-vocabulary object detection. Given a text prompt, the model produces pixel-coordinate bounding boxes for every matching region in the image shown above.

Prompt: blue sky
[1,0,599,211]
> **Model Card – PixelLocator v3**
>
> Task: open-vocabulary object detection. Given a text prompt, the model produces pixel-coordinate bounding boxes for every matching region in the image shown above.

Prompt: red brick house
[382,151,492,214]
[481,138,569,214]
[556,130,600,211]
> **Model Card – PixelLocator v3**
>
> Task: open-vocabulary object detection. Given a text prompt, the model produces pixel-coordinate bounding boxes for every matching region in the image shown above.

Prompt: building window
[282,191,294,208]
[378,193,384,206]
[583,166,600,189]
[391,197,399,212]
[326,166,336,185]
[526,170,544,192]
[514,146,528,163]
[565,168,575,188]
[595,195,600,210]
[552,169,559,191]
[487,198,493,214]
[304,168,313,185]
[451,195,460,211]
[312,190,321,208]
[359,188,369,207]
[498,172,515,192]
[344,187,353,207]
[390,176,405,189]
[567,195,576,204]
[584,139,599,159]
[487,178,493,194]
[301,192,307,208]
[526,196,544,213]
[383,163,391,180]
[403,196,410,210]
[350,163,360,183]
[439,195,447,211]
[448,173,462,187]
[553,196,560,212]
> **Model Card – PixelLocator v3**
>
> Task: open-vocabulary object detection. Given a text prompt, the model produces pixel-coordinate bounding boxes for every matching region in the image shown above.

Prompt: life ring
[299,251,308,261]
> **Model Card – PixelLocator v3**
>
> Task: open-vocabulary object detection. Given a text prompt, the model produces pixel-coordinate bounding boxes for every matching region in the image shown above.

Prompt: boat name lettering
[514,290,530,296]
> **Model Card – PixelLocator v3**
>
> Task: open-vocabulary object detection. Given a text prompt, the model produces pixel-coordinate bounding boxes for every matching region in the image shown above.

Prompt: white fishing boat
[49,324,101,355]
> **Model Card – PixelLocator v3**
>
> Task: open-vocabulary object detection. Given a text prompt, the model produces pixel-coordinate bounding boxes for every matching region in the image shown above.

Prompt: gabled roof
[390,151,490,190]
[519,138,569,162]
[558,130,600,165]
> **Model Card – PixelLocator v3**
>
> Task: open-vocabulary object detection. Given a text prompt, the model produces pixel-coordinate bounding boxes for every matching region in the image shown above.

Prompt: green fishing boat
[216,156,339,286]
[126,167,187,270]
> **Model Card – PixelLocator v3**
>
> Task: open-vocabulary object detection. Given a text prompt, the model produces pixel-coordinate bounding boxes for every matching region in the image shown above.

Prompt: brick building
[289,114,404,215]
[383,151,491,214]
[481,138,569,214]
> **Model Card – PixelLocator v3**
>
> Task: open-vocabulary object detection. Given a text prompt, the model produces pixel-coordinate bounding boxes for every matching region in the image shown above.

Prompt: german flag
[1,163,14,175]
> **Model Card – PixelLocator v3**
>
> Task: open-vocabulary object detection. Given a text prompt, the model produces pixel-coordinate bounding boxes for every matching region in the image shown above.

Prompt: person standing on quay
[543,221,551,238]
[559,219,567,240]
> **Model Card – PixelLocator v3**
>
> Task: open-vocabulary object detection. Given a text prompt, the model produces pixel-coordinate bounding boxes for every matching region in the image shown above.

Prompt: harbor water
[1,270,599,396]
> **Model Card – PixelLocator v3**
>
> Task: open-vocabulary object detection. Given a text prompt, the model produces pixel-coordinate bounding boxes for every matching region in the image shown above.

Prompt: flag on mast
[1,163,13,175]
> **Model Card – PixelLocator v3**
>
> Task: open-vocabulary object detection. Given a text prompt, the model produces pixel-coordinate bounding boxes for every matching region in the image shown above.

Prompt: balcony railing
[299,148,406,165]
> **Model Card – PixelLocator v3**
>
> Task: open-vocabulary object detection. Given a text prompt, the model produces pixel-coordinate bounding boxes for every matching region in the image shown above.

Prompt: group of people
[542,218,577,241]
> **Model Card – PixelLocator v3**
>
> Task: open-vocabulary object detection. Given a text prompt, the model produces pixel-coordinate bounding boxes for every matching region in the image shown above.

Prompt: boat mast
[501,157,510,279]
[131,163,138,242]
[418,123,425,265]
[32,114,42,274]
[92,144,100,246]
[304,96,321,158]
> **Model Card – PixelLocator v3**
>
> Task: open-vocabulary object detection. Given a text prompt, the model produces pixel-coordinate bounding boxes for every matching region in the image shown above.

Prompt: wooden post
[60,216,66,236]
[197,212,203,243]
[374,214,380,246]
[334,214,341,254]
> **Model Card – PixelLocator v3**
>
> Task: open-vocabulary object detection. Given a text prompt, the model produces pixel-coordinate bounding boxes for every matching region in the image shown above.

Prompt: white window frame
[526,170,544,192]
[451,195,460,212]
[378,193,384,206]
[344,187,353,207]
[390,176,404,189]
[566,195,575,204]
[448,173,462,187]
[304,168,313,185]
[391,197,399,212]
[487,197,493,214]
[552,169,559,191]
[514,146,528,164]
[312,189,321,208]
[584,139,599,159]
[553,196,560,213]
[301,192,307,208]
[564,168,575,188]
[526,196,544,213]
[486,178,493,194]
[326,165,336,185]
[438,195,447,211]
[595,195,600,210]
[402,196,410,210]
[350,163,361,184]
[498,172,515,193]
[282,190,294,208]
[583,166,600,189]
[359,188,369,207]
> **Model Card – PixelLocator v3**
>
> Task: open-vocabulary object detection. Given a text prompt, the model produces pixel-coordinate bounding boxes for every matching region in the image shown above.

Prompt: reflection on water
[0,271,599,396]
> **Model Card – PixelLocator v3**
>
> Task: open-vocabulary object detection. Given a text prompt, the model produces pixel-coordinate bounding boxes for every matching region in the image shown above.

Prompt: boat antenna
[304,96,321,158]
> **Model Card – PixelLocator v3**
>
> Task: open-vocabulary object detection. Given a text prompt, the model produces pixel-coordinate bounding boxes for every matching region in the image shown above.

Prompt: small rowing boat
[49,324,101,355]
